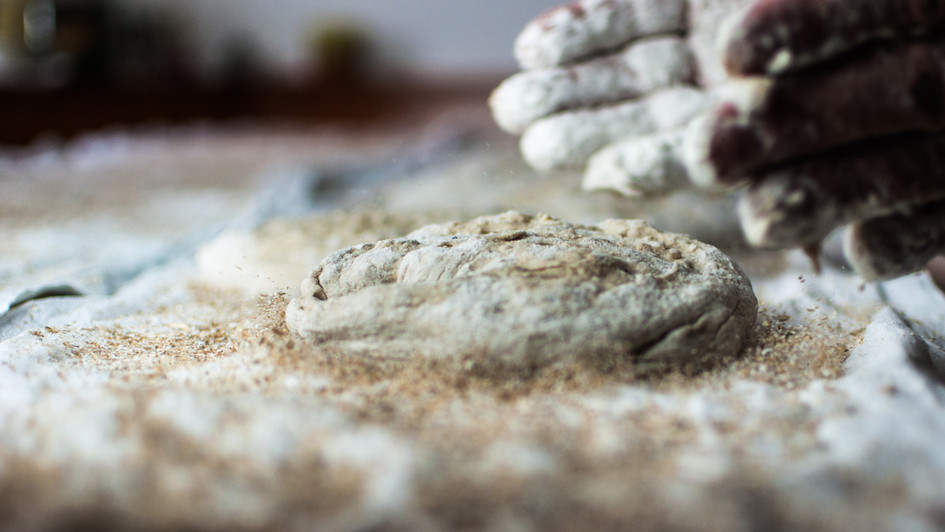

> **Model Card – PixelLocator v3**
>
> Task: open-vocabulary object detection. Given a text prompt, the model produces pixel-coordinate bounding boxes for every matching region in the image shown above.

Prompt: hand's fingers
[688,37,945,186]
[723,0,945,76]
[521,87,710,171]
[740,133,945,248]
[844,198,945,281]
[491,37,693,134]
[515,0,687,70]
[687,0,757,85]
[583,128,690,196]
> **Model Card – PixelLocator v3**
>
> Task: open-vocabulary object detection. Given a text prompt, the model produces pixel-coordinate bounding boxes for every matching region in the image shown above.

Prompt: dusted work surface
[2,121,945,531]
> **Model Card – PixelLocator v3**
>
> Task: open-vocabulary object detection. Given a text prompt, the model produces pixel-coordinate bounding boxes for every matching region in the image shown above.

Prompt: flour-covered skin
[583,128,690,196]
[740,133,945,249]
[688,0,760,84]
[692,0,945,278]
[492,0,752,192]
[514,0,687,70]
[497,0,945,280]
[520,87,709,171]
[492,37,693,134]
[845,199,945,280]
[723,0,945,75]
[693,36,945,186]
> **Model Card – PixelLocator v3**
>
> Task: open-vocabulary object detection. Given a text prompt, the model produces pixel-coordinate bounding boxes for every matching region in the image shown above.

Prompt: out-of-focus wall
[125,0,559,80]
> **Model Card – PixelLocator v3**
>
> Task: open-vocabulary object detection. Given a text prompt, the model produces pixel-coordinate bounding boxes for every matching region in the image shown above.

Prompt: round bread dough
[286,212,757,371]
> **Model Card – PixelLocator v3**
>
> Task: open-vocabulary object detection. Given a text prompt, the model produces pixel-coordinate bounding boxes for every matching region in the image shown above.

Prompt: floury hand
[490,0,751,196]
[691,0,945,279]
[493,0,945,281]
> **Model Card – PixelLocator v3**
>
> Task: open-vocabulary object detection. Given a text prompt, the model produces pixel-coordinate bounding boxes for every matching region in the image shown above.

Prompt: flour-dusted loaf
[287,212,757,372]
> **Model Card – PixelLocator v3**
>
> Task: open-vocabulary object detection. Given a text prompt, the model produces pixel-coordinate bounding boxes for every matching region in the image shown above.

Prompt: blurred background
[0,0,556,144]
